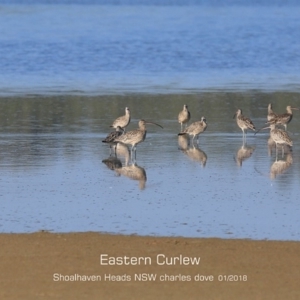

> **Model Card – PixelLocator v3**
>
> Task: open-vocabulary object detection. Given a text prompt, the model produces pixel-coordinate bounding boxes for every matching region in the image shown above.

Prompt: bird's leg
[132,153,136,164]
[282,145,285,158]
[242,130,246,144]
[109,144,116,156]
[192,135,195,145]
[130,145,137,161]
[133,147,137,161]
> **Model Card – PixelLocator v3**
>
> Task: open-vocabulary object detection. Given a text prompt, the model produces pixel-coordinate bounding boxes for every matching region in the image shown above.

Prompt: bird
[267,103,277,122]
[178,116,207,143]
[110,107,131,131]
[102,126,124,155]
[269,124,293,157]
[112,119,163,158]
[178,104,191,131]
[233,109,256,141]
[267,105,298,131]
[257,124,293,157]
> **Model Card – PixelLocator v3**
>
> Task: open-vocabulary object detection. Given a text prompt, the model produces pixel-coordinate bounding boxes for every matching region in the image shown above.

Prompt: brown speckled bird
[178,116,207,143]
[110,107,131,131]
[267,105,298,131]
[178,104,191,131]
[233,109,256,141]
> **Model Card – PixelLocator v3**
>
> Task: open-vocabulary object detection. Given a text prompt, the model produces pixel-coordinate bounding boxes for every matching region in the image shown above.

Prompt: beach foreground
[0,232,299,299]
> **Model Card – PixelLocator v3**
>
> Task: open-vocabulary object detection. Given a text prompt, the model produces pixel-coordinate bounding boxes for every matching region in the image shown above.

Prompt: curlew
[110,107,131,131]
[113,119,163,158]
[102,126,124,155]
[178,104,191,131]
[257,124,293,157]
[233,109,256,141]
[178,116,207,143]
[267,105,298,130]
[267,103,277,122]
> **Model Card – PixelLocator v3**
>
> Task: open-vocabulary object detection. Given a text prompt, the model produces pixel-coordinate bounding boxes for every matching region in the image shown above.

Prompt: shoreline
[1,87,300,98]
[1,232,299,299]
[1,230,299,242]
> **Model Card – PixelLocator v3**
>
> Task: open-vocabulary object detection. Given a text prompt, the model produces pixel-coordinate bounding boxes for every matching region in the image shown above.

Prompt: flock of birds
[102,107,163,158]
[101,103,298,187]
[102,103,298,157]
[235,104,297,157]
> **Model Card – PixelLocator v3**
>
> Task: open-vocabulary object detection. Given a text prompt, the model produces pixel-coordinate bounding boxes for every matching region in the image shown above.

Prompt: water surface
[0,93,299,240]
[1,0,299,240]
[0,1,300,94]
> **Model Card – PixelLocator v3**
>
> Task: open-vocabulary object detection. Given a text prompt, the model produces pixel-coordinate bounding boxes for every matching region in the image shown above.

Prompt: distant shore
[0,232,299,299]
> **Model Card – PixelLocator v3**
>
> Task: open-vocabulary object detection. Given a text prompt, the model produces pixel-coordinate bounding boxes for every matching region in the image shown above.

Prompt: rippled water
[0,93,299,240]
[1,1,300,94]
[0,1,299,240]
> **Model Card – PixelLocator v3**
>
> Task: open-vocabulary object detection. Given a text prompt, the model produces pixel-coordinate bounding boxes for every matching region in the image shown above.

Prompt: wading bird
[178,116,207,144]
[267,103,278,122]
[233,109,256,142]
[110,107,131,131]
[178,104,191,131]
[102,126,124,155]
[113,119,163,159]
[256,124,293,158]
[267,105,298,131]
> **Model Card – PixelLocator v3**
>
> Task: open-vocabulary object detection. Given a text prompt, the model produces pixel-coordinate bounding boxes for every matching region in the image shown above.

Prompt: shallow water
[1,0,300,240]
[1,2,300,94]
[0,92,299,240]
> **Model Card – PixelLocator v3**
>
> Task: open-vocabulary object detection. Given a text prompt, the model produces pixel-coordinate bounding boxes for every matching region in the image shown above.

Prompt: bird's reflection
[235,143,255,167]
[115,143,131,166]
[102,143,147,190]
[178,135,207,167]
[178,134,189,151]
[115,162,147,190]
[270,153,293,179]
[102,156,122,171]
[267,137,292,158]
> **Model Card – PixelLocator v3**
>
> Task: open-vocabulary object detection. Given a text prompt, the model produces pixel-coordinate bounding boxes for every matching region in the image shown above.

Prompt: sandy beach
[0,232,299,299]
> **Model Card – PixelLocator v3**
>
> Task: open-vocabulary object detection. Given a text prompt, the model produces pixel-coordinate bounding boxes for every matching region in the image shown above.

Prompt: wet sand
[0,232,299,299]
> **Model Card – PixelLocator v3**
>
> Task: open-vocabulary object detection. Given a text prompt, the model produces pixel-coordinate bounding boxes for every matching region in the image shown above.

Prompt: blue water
[1,0,300,95]
[1,1,300,241]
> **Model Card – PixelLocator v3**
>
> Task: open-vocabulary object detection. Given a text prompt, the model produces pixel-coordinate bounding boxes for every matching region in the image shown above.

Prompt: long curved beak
[145,121,163,129]
[291,107,299,110]
[254,126,271,135]
[233,113,237,119]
